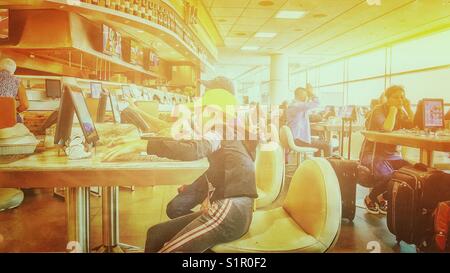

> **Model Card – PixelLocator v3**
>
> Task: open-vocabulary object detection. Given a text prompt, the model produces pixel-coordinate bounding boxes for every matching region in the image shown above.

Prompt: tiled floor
[0,179,417,253]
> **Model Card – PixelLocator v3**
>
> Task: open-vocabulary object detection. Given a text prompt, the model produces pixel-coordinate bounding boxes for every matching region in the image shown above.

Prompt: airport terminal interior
[0,0,449,253]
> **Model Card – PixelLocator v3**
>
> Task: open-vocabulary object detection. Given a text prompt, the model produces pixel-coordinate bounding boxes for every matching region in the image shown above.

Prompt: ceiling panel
[211,0,251,8]
[211,7,245,17]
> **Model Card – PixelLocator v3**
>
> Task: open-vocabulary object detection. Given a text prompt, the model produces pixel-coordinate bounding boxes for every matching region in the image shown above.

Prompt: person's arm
[16,83,29,113]
[147,138,219,161]
[126,98,171,131]
[382,106,398,132]
[290,97,320,112]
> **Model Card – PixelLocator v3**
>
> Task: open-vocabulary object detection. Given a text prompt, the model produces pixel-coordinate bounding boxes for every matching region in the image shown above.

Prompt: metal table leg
[66,187,90,253]
[93,186,142,253]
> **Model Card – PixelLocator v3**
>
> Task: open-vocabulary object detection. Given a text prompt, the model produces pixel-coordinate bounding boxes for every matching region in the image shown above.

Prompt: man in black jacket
[144,137,257,252]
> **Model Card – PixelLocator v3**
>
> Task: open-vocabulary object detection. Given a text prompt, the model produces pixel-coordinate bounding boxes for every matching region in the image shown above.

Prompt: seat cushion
[212,207,326,253]
[0,188,24,211]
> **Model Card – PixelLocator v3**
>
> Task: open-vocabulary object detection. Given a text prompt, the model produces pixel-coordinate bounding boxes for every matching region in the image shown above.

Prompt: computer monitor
[45,79,62,98]
[97,89,121,124]
[339,105,357,121]
[0,9,10,41]
[90,82,102,99]
[423,99,444,130]
[122,85,131,98]
[54,84,99,146]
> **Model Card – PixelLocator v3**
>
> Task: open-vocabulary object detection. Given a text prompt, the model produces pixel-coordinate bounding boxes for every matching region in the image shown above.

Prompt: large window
[391,30,450,73]
[293,28,450,107]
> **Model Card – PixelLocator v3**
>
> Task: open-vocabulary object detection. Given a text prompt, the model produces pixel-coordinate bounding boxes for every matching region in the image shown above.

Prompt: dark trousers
[166,177,208,219]
[294,138,332,157]
[361,154,411,201]
[145,197,253,253]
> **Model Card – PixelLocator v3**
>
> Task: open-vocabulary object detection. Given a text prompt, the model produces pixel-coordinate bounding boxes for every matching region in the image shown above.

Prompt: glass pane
[319,61,344,85]
[391,29,450,73]
[347,78,385,106]
[348,49,386,80]
[390,68,450,105]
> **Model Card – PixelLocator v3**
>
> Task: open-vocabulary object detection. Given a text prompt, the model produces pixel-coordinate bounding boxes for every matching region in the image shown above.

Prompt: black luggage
[327,156,358,221]
[387,163,450,247]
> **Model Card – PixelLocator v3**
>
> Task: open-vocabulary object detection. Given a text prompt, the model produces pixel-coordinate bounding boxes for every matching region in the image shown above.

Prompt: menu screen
[102,24,122,58]
[0,9,8,40]
[423,99,444,128]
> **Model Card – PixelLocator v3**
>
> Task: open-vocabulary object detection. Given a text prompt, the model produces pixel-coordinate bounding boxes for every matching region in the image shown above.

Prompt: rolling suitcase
[327,156,357,221]
[387,163,450,247]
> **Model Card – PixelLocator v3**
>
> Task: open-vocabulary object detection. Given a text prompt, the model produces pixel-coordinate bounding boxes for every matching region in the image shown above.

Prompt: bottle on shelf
[91,0,99,5]
[133,0,140,16]
[124,0,131,14]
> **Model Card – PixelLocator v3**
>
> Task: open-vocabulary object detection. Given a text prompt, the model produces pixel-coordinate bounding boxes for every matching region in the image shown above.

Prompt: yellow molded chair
[255,142,284,209]
[0,188,24,212]
[280,125,318,166]
[212,158,342,253]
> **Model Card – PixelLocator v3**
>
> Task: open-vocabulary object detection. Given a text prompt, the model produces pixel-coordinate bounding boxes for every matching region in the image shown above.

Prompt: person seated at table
[103,78,259,253]
[165,77,257,220]
[286,84,331,157]
[361,85,414,214]
[0,58,29,123]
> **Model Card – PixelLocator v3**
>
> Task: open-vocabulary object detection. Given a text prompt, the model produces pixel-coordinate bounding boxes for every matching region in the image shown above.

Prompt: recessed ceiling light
[241,46,260,51]
[254,32,277,38]
[137,30,144,33]
[275,10,307,19]
[258,0,274,6]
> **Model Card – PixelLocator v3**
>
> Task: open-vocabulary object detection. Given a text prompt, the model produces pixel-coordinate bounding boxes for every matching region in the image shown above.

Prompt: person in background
[286,84,331,157]
[360,85,414,215]
[0,58,29,123]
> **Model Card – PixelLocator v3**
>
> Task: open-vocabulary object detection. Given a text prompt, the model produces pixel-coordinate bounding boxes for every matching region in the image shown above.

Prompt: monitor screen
[148,51,159,68]
[423,99,444,129]
[45,79,62,99]
[102,24,122,58]
[130,85,141,98]
[90,82,102,99]
[109,93,121,123]
[122,85,131,98]
[55,85,99,145]
[130,40,144,67]
[0,9,9,41]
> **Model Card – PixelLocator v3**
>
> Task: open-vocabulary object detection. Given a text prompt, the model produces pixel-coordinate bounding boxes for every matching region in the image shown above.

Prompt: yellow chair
[280,125,318,166]
[0,188,24,212]
[255,142,284,209]
[212,157,342,253]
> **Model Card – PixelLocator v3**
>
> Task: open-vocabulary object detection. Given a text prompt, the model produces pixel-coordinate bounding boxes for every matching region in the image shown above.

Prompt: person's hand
[389,106,399,115]
[102,140,147,162]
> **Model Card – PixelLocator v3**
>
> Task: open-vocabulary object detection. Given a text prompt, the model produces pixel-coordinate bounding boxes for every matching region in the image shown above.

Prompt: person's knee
[145,224,164,252]
[166,199,189,219]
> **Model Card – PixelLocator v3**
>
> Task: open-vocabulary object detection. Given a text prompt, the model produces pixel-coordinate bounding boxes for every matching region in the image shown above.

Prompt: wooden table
[311,122,365,156]
[0,148,209,252]
[361,130,450,166]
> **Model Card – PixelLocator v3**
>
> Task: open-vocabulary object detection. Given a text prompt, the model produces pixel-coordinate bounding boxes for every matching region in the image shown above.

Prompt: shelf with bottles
[75,0,214,64]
